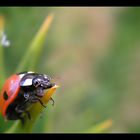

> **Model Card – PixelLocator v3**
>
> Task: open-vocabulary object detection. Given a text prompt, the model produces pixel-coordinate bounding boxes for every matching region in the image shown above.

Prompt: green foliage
[16,15,53,72]
[86,119,112,133]
[0,35,5,87]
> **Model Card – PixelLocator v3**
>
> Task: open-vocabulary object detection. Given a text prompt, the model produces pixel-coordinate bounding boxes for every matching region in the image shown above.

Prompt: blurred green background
[0,7,140,133]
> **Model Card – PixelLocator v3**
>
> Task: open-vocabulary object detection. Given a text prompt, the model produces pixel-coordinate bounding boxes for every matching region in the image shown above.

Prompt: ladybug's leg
[15,105,31,120]
[37,98,47,108]
[50,97,55,106]
[29,95,46,108]
[18,115,25,126]
[23,92,30,101]
[34,88,44,98]
[25,110,31,120]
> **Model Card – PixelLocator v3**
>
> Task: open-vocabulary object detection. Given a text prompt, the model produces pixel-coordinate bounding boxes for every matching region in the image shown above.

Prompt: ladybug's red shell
[0,74,20,118]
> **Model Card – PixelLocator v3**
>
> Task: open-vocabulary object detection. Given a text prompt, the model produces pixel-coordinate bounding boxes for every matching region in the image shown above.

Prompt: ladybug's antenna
[51,75,61,81]
[50,75,61,87]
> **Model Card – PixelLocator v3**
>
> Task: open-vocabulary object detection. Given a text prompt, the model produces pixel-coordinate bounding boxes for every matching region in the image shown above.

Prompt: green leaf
[16,14,53,72]
[86,119,113,133]
[0,15,6,88]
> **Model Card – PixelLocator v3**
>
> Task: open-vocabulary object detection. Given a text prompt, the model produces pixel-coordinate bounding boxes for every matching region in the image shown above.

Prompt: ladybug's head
[20,72,55,91]
[32,74,55,89]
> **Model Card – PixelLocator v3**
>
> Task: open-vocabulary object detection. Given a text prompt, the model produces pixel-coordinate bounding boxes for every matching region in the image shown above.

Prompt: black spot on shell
[3,91,8,100]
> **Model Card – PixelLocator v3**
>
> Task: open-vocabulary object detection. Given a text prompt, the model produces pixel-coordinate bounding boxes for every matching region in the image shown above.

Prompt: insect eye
[33,79,40,87]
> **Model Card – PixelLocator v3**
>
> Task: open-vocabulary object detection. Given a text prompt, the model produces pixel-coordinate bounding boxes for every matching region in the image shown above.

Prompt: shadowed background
[0,7,140,133]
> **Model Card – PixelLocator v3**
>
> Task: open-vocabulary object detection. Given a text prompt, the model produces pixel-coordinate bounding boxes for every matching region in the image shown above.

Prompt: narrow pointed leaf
[16,14,53,72]
[86,119,112,133]
[0,15,6,88]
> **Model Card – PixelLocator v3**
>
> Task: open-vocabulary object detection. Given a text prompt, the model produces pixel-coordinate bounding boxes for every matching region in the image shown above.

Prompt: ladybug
[0,71,55,124]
